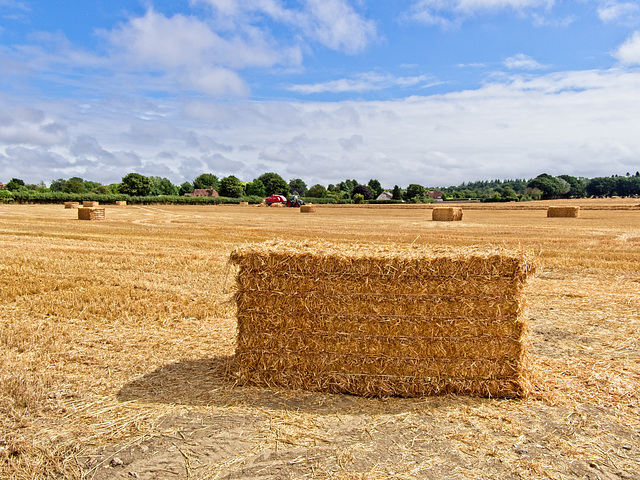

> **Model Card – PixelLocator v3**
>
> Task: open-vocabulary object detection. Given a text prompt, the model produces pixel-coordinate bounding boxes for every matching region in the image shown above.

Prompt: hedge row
[4,191,265,205]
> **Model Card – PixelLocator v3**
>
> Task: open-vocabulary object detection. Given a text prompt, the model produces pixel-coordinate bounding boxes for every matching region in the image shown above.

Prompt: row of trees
[3,171,640,203]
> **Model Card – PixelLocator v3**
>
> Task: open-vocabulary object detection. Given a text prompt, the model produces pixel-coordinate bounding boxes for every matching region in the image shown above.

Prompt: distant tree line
[2,171,640,204]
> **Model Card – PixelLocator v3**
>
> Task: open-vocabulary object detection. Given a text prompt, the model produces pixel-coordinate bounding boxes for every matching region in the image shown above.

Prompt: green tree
[307,184,327,198]
[368,179,383,198]
[219,175,244,198]
[150,177,178,196]
[93,185,110,194]
[353,193,365,204]
[83,180,101,192]
[338,179,358,197]
[119,173,153,196]
[179,182,194,196]
[351,184,373,200]
[245,178,266,197]
[392,185,402,200]
[50,179,66,192]
[501,186,518,201]
[6,178,25,191]
[558,175,586,198]
[404,184,425,201]
[193,173,219,190]
[64,177,85,194]
[258,172,289,196]
[526,174,570,200]
[289,178,307,196]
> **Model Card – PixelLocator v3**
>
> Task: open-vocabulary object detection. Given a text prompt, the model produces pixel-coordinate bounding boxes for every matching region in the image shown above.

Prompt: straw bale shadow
[116,356,368,413]
[117,356,237,405]
[116,356,466,414]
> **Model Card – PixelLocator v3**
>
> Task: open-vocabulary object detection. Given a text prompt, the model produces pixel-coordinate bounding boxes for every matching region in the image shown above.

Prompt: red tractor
[265,194,287,206]
[265,194,306,207]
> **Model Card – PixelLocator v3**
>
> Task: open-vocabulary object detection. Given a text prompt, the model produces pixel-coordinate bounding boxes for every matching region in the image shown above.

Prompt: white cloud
[4,50,640,188]
[407,0,554,26]
[194,0,377,54]
[598,1,640,23]
[0,0,29,10]
[0,105,67,146]
[504,53,548,70]
[302,0,377,54]
[338,134,363,151]
[290,72,433,94]
[613,31,640,64]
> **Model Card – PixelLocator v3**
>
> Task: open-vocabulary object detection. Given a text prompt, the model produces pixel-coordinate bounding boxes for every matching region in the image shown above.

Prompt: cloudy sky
[1,0,640,188]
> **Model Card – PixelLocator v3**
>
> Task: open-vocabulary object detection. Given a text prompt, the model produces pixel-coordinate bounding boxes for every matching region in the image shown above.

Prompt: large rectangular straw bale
[300,205,316,213]
[64,202,79,209]
[115,201,127,206]
[83,201,99,207]
[547,206,579,218]
[432,207,463,221]
[230,241,536,398]
[78,207,105,220]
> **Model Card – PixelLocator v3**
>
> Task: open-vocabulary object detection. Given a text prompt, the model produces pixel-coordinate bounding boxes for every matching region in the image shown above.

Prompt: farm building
[376,191,393,201]
[428,191,444,201]
[190,188,219,197]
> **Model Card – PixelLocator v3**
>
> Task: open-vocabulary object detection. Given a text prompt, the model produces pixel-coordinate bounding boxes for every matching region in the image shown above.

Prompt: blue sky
[1,0,640,188]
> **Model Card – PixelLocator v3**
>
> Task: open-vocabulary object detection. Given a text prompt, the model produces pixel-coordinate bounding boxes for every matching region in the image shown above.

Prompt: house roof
[376,191,393,200]
[190,188,219,197]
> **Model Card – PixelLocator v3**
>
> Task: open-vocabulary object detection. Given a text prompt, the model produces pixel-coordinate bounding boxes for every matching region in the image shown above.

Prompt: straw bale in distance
[78,207,105,220]
[300,205,316,213]
[115,201,127,206]
[64,202,79,209]
[270,202,284,208]
[547,206,579,218]
[239,202,249,206]
[432,207,463,221]
[230,240,536,398]
[83,201,99,207]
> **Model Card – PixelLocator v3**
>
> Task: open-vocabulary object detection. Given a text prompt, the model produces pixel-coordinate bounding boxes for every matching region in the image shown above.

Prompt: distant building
[376,191,393,201]
[0,182,5,190]
[428,191,444,201]
[190,188,219,197]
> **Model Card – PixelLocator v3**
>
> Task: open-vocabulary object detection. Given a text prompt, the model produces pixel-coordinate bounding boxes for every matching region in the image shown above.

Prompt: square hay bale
[115,201,127,206]
[82,201,99,207]
[230,241,536,398]
[78,207,105,220]
[300,205,316,213]
[64,202,79,209]
[547,206,579,218]
[432,207,463,221]
[270,202,284,208]
[239,202,249,206]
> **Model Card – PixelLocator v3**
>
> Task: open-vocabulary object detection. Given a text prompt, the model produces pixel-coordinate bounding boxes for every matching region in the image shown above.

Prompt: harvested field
[1,199,639,479]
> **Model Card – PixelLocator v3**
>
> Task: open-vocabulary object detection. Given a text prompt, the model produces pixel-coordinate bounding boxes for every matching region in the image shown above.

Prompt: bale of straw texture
[78,207,105,220]
[82,201,99,207]
[432,207,463,221]
[115,201,127,206]
[270,202,284,208]
[239,202,249,206]
[64,202,79,209]
[230,241,536,398]
[547,206,579,218]
[300,205,316,213]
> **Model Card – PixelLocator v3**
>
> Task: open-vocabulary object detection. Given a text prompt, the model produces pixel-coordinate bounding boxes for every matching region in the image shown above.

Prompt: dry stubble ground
[0,200,639,479]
